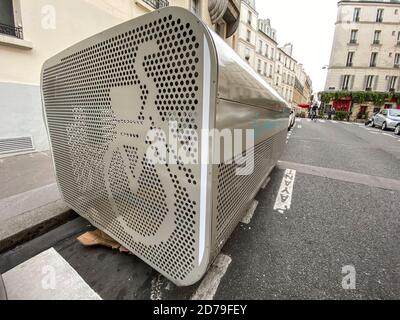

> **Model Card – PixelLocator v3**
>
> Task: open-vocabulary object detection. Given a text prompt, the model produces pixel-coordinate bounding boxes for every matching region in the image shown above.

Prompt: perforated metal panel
[214,130,287,252]
[41,7,289,287]
[42,8,217,286]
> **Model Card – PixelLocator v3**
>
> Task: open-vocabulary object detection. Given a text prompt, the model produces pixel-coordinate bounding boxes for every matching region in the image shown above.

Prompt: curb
[0,200,77,254]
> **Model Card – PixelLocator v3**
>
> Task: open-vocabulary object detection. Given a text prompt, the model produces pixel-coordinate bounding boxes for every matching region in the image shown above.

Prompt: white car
[288,108,296,130]
[372,109,400,131]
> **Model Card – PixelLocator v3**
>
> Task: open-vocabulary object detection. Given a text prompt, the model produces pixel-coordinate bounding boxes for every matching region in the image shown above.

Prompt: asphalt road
[1,119,400,300]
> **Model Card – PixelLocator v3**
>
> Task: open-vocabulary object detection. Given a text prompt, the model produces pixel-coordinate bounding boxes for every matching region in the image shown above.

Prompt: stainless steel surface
[41,7,288,286]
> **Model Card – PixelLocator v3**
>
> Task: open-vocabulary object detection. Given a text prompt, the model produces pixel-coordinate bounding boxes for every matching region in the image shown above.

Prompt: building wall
[235,0,312,105]
[325,0,400,92]
[293,63,313,107]
[236,0,258,68]
[0,0,235,157]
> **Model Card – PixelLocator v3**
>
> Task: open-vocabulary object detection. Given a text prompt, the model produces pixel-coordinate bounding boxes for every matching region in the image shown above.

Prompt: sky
[255,0,339,92]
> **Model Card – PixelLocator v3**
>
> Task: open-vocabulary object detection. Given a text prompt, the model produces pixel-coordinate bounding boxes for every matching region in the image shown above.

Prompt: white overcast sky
[255,0,339,92]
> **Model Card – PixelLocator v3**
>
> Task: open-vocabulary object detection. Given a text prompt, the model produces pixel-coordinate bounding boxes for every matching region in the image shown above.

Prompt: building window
[264,62,267,76]
[0,0,23,39]
[373,30,381,44]
[190,0,200,15]
[353,8,361,22]
[271,48,275,60]
[257,59,262,73]
[269,65,273,77]
[142,0,169,9]
[396,9,399,15]
[346,52,354,67]
[388,76,398,91]
[397,32,400,44]
[245,47,250,62]
[365,75,375,91]
[376,9,384,23]
[265,44,269,57]
[258,40,262,54]
[370,52,378,67]
[247,10,252,25]
[350,30,358,44]
[246,30,251,42]
[342,75,351,90]
[395,53,400,67]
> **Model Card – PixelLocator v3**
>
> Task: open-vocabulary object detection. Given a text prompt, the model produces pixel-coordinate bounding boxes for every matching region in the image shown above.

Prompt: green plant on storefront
[321,91,400,106]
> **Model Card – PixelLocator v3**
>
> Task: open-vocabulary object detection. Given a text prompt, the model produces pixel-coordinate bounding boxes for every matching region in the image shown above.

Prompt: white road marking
[382,133,395,138]
[3,248,101,300]
[273,169,296,214]
[368,131,380,135]
[319,120,326,123]
[241,200,259,224]
[150,274,168,301]
[331,120,338,124]
[296,118,302,123]
[307,119,311,122]
[297,125,302,129]
[191,254,232,300]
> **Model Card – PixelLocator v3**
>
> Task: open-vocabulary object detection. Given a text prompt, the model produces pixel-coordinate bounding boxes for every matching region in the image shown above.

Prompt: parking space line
[278,161,400,192]
[273,169,296,214]
[319,120,326,123]
[150,274,167,300]
[382,133,396,138]
[331,120,338,124]
[191,254,232,300]
[3,248,101,300]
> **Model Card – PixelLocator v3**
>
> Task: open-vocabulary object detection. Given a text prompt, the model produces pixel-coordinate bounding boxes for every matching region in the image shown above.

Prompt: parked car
[288,108,296,130]
[372,109,400,131]
[395,123,400,135]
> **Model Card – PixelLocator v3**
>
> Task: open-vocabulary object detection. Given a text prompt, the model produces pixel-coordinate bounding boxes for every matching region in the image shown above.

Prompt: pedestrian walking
[311,103,318,122]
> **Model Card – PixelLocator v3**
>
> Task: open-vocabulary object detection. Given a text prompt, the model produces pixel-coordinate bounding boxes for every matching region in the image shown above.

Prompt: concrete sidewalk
[0,151,75,253]
[0,151,56,200]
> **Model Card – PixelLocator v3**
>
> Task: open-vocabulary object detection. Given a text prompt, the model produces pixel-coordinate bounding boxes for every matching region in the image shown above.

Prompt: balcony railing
[141,0,169,9]
[373,40,380,45]
[0,23,23,39]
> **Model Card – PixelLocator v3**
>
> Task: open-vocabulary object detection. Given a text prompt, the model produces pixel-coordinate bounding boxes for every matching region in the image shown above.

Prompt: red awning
[297,104,310,109]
